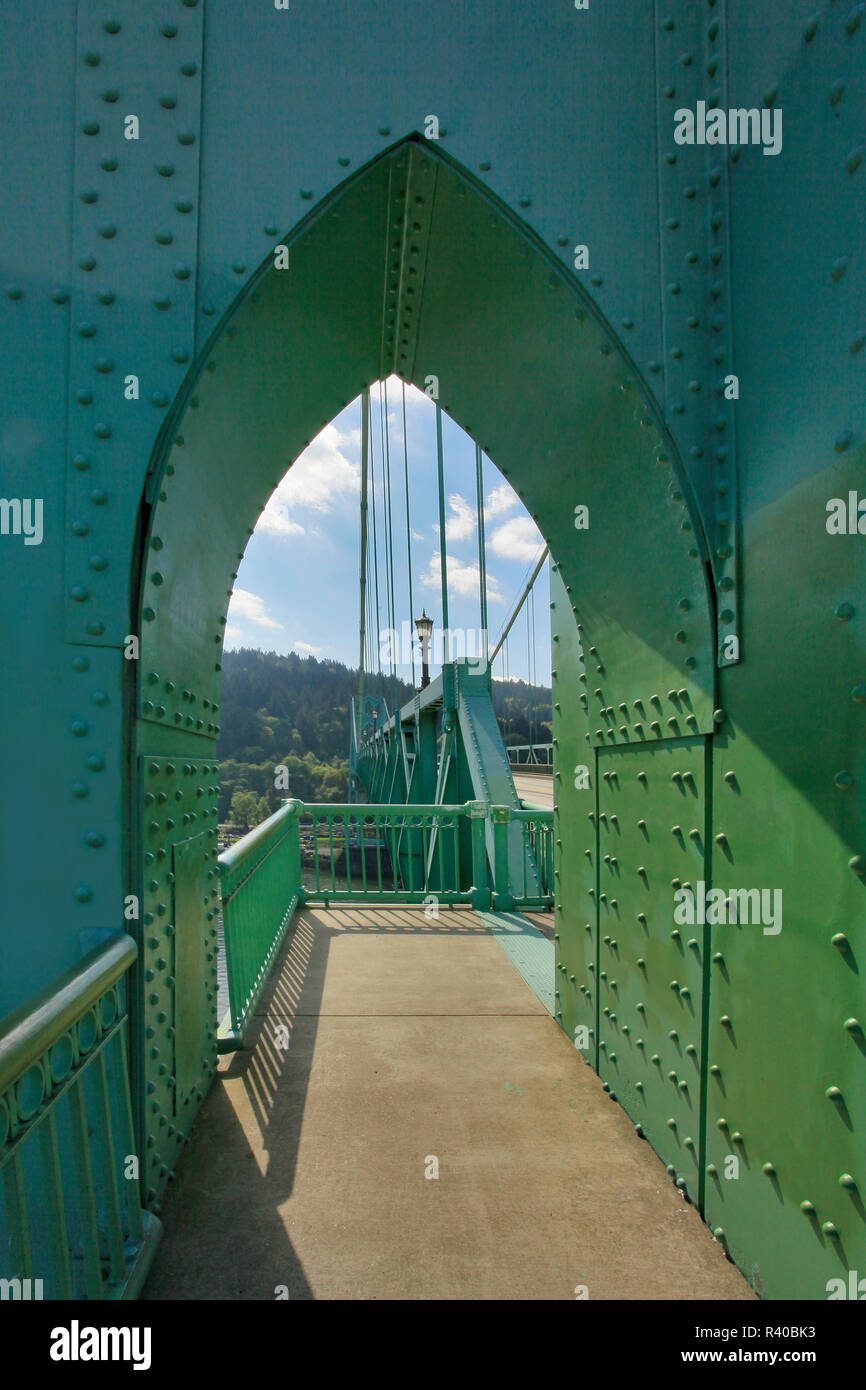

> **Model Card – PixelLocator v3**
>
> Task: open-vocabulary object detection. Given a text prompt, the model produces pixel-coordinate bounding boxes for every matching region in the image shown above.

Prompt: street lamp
[415,610,433,689]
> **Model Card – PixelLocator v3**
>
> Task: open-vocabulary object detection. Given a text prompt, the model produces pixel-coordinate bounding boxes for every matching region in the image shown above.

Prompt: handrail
[0,934,136,1097]
[219,798,300,876]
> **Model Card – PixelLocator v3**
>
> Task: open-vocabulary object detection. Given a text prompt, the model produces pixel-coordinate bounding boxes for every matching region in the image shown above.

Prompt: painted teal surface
[477,911,556,1016]
[0,1,863,1299]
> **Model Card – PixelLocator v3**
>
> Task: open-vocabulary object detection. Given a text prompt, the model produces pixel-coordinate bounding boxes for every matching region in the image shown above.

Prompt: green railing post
[491,805,514,912]
[465,800,491,910]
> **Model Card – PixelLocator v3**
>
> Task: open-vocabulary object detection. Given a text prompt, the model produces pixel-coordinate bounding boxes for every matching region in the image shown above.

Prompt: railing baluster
[2,1151,33,1280]
[92,1050,126,1287]
[389,819,399,893]
[344,813,353,895]
[38,1110,74,1299]
[115,1028,143,1242]
[406,818,416,894]
[435,816,444,890]
[67,1080,105,1300]
[375,816,383,892]
[314,815,322,895]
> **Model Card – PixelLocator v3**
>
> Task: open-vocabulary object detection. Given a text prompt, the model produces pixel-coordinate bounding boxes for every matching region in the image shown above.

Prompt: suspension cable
[358,388,370,716]
[475,443,488,664]
[380,379,398,716]
[402,381,416,687]
[488,544,549,666]
[435,403,450,652]
[369,386,383,708]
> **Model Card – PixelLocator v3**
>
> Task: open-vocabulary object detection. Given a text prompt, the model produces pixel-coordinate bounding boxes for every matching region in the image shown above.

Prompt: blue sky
[225,377,551,688]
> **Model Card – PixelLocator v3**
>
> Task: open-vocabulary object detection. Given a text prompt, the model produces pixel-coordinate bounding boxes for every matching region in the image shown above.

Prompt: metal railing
[490,805,555,910]
[218,799,302,1050]
[218,798,554,1049]
[296,802,485,904]
[506,742,553,766]
[0,934,159,1300]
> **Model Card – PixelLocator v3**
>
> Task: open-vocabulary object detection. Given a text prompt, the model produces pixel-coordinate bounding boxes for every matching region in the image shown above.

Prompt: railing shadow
[142,903,508,1298]
[142,911,338,1300]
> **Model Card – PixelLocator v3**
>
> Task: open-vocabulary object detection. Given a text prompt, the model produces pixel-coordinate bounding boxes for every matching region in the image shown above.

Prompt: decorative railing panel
[0,935,159,1301]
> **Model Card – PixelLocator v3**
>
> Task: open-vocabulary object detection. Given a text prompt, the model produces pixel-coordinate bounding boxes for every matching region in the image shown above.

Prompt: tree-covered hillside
[216,648,551,823]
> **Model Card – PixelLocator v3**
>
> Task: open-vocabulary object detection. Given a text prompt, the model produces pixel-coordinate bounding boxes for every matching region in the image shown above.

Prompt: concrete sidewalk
[143,905,753,1301]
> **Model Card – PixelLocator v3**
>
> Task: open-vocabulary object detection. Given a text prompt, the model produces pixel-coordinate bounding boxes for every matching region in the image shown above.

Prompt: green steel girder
[354,661,539,899]
[551,565,598,1060]
[596,736,708,1207]
[137,755,220,1203]
[1,0,864,1302]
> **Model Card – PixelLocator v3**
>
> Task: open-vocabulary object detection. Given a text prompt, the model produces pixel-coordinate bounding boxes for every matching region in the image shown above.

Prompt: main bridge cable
[488,543,549,666]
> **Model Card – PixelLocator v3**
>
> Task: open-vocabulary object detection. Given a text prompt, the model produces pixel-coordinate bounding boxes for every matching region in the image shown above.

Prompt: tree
[230,789,259,829]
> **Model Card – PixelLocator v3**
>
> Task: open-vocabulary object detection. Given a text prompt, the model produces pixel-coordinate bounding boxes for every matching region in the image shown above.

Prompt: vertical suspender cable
[435,403,450,654]
[402,381,416,688]
[358,388,369,716]
[369,388,383,708]
[381,380,398,718]
[475,443,488,666]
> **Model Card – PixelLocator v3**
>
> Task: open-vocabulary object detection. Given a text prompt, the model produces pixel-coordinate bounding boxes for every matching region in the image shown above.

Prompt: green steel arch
[0,0,863,1301]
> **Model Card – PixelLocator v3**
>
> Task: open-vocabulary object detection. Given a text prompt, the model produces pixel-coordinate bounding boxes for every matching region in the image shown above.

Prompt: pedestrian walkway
[142,906,753,1301]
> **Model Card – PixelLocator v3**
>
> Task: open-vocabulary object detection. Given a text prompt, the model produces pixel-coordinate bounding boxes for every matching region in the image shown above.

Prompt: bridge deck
[143,905,752,1301]
[512,770,554,806]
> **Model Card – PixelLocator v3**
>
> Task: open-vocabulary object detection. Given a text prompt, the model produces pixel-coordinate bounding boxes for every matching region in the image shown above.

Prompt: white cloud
[257,506,305,539]
[444,492,475,543]
[293,640,322,654]
[224,624,244,644]
[227,588,284,631]
[420,551,504,603]
[489,516,545,565]
[258,421,360,538]
[485,482,516,519]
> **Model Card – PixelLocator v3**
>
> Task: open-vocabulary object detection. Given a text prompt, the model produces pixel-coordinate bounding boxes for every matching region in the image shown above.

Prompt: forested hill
[216,647,551,822]
[217,648,413,763]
